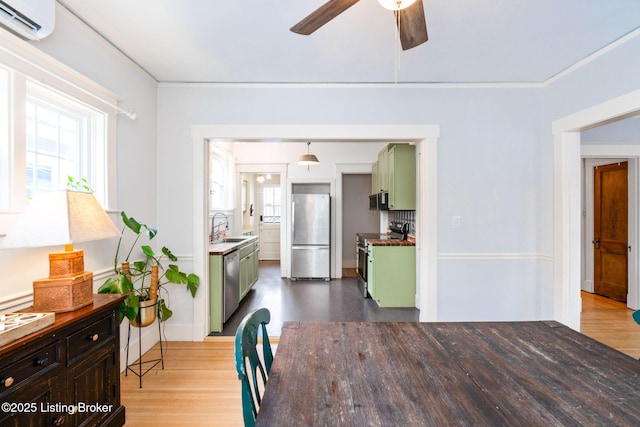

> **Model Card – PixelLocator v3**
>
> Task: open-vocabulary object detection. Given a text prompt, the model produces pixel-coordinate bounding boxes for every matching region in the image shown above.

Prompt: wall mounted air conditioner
[0,0,55,40]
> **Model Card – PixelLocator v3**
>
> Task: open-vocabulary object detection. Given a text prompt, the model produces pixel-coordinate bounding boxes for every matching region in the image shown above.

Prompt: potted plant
[98,211,200,325]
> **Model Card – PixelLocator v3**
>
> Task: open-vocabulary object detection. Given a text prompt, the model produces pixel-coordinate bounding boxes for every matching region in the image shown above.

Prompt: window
[25,83,99,199]
[0,67,9,209]
[0,41,115,223]
[261,184,281,223]
[209,143,235,210]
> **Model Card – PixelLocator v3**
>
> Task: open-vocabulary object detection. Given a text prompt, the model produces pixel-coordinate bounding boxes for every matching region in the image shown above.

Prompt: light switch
[451,216,461,229]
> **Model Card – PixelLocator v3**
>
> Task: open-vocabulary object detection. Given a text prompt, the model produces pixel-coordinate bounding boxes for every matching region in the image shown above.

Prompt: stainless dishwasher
[223,250,240,322]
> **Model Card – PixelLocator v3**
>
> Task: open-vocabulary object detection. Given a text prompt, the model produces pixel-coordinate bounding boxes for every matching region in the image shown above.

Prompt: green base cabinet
[209,255,223,333]
[368,245,416,307]
[239,241,259,299]
[210,240,260,333]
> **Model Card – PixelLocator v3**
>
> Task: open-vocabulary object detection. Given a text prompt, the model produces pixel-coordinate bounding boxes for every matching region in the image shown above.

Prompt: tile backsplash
[389,210,415,235]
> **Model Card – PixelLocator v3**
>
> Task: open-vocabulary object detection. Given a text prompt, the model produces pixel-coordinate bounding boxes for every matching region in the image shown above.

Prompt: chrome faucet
[211,212,229,242]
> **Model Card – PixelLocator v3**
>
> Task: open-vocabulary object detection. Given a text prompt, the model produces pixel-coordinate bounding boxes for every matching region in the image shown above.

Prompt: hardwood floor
[580,291,640,359]
[121,272,640,426]
[121,338,244,426]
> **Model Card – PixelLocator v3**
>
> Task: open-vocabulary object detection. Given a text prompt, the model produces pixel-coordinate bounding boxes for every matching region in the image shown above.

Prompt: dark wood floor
[123,271,640,425]
[211,261,419,337]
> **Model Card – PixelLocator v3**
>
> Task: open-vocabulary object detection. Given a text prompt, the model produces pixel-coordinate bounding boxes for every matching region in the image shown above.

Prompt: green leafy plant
[98,211,200,324]
[66,176,92,192]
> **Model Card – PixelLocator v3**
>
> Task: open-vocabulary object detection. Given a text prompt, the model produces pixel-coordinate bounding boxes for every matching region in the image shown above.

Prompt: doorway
[583,159,632,304]
[250,173,281,261]
[593,161,628,302]
[192,125,440,341]
[555,90,640,330]
[341,174,379,272]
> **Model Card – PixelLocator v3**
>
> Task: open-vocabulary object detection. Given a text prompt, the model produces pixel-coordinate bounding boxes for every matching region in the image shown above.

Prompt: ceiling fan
[290,0,428,50]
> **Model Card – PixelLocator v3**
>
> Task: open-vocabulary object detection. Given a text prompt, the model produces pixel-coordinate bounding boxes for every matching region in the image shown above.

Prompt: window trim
[0,30,118,235]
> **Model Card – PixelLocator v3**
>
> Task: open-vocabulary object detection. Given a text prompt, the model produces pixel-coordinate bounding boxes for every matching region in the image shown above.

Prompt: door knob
[592,238,600,249]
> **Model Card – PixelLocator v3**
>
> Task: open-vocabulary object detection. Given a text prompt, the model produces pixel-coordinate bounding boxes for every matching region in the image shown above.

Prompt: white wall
[158,84,545,326]
[0,5,159,360]
[539,35,640,321]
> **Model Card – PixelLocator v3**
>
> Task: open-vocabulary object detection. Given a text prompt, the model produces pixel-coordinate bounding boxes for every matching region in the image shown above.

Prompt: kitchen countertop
[366,238,415,247]
[356,232,416,247]
[208,235,259,255]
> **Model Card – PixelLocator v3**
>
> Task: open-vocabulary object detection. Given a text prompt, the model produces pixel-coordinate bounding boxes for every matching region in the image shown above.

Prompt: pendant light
[377,0,416,10]
[297,141,319,171]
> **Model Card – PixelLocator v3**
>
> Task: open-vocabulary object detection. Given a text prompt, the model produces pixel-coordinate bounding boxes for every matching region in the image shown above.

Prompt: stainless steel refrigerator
[291,193,330,280]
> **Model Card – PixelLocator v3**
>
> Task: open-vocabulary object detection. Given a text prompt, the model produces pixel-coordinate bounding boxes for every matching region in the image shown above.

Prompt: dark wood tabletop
[256,321,640,426]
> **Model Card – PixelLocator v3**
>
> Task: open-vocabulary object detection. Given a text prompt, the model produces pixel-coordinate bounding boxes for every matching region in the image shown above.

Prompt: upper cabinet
[371,161,378,195]
[377,146,390,193]
[371,144,416,210]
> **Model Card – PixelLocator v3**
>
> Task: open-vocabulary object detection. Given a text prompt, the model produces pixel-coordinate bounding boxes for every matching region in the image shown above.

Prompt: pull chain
[395,9,400,83]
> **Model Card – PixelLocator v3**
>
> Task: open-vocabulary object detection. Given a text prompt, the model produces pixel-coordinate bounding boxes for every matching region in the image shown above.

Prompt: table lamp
[2,189,121,312]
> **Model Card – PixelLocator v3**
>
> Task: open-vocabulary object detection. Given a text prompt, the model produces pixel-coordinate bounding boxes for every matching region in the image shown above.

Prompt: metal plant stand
[125,308,164,388]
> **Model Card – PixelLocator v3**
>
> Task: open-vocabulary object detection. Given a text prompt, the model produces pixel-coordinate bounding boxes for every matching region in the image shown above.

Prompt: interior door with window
[594,161,628,302]
[259,182,281,260]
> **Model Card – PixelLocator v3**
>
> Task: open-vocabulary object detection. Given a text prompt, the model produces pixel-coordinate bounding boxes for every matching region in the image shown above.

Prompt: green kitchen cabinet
[209,254,223,333]
[239,240,259,299]
[376,146,389,193]
[371,144,416,210]
[371,161,378,194]
[388,144,416,210]
[368,245,416,307]
[209,240,260,333]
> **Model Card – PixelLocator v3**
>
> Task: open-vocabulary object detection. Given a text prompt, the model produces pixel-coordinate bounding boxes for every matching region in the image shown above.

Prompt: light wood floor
[121,292,640,426]
[580,291,640,359]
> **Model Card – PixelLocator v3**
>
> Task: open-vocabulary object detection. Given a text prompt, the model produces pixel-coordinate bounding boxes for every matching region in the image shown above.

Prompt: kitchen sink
[214,237,249,243]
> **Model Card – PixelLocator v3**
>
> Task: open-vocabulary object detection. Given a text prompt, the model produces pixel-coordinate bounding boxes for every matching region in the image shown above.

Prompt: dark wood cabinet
[0,295,125,426]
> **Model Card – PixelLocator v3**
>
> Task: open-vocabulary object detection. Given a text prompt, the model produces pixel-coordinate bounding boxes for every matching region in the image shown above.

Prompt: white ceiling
[58,0,640,84]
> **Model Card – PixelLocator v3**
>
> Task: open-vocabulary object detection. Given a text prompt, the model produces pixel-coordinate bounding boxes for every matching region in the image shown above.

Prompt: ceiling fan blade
[395,0,428,50]
[291,0,361,35]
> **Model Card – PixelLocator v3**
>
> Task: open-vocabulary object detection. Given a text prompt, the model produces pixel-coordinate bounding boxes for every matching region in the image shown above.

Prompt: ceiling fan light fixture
[377,0,416,11]
[297,141,320,171]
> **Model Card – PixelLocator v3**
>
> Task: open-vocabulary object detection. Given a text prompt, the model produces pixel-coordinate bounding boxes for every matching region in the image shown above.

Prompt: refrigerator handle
[291,201,295,235]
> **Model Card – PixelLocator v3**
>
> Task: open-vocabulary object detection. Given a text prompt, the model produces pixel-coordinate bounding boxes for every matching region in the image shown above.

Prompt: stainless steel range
[356,222,408,297]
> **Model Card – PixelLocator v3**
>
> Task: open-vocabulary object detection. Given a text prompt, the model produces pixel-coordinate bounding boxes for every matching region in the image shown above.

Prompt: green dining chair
[234,308,273,427]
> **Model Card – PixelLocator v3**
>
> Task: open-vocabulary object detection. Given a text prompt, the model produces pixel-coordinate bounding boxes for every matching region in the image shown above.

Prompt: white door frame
[190,124,440,340]
[553,89,640,330]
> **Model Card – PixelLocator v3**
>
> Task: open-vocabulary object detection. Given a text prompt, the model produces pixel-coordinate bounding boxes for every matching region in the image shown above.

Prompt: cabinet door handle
[87,333,99,342]
[35,357,49,367]
[1,376,14,387]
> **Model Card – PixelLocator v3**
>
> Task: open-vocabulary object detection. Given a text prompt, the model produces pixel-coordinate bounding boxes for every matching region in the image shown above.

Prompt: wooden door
[594,161,628,302]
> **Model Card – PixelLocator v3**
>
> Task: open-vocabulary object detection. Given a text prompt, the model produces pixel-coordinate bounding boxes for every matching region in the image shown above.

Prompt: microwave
[369,192,389,210]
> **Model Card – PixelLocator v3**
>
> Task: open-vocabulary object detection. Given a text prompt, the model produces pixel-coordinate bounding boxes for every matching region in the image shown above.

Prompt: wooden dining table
[255,321,640,426]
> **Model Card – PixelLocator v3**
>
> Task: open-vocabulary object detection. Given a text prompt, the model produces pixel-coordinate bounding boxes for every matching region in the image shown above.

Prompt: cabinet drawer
[66,314,115,365]
[0,343,59,395]
[239,241,256,259]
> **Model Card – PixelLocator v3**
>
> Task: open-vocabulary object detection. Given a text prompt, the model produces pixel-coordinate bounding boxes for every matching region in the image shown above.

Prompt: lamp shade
[297,141,320,171]
[377,0,416,10]
[2,190,121,249]
[297,152,320,166]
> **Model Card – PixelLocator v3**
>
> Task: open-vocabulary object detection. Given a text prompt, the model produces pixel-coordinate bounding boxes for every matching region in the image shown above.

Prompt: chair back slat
[234,308,273,427]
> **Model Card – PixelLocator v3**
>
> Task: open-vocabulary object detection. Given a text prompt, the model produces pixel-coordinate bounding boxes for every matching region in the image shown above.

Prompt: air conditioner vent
[0,0,54,40]
[0,1,41,33]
